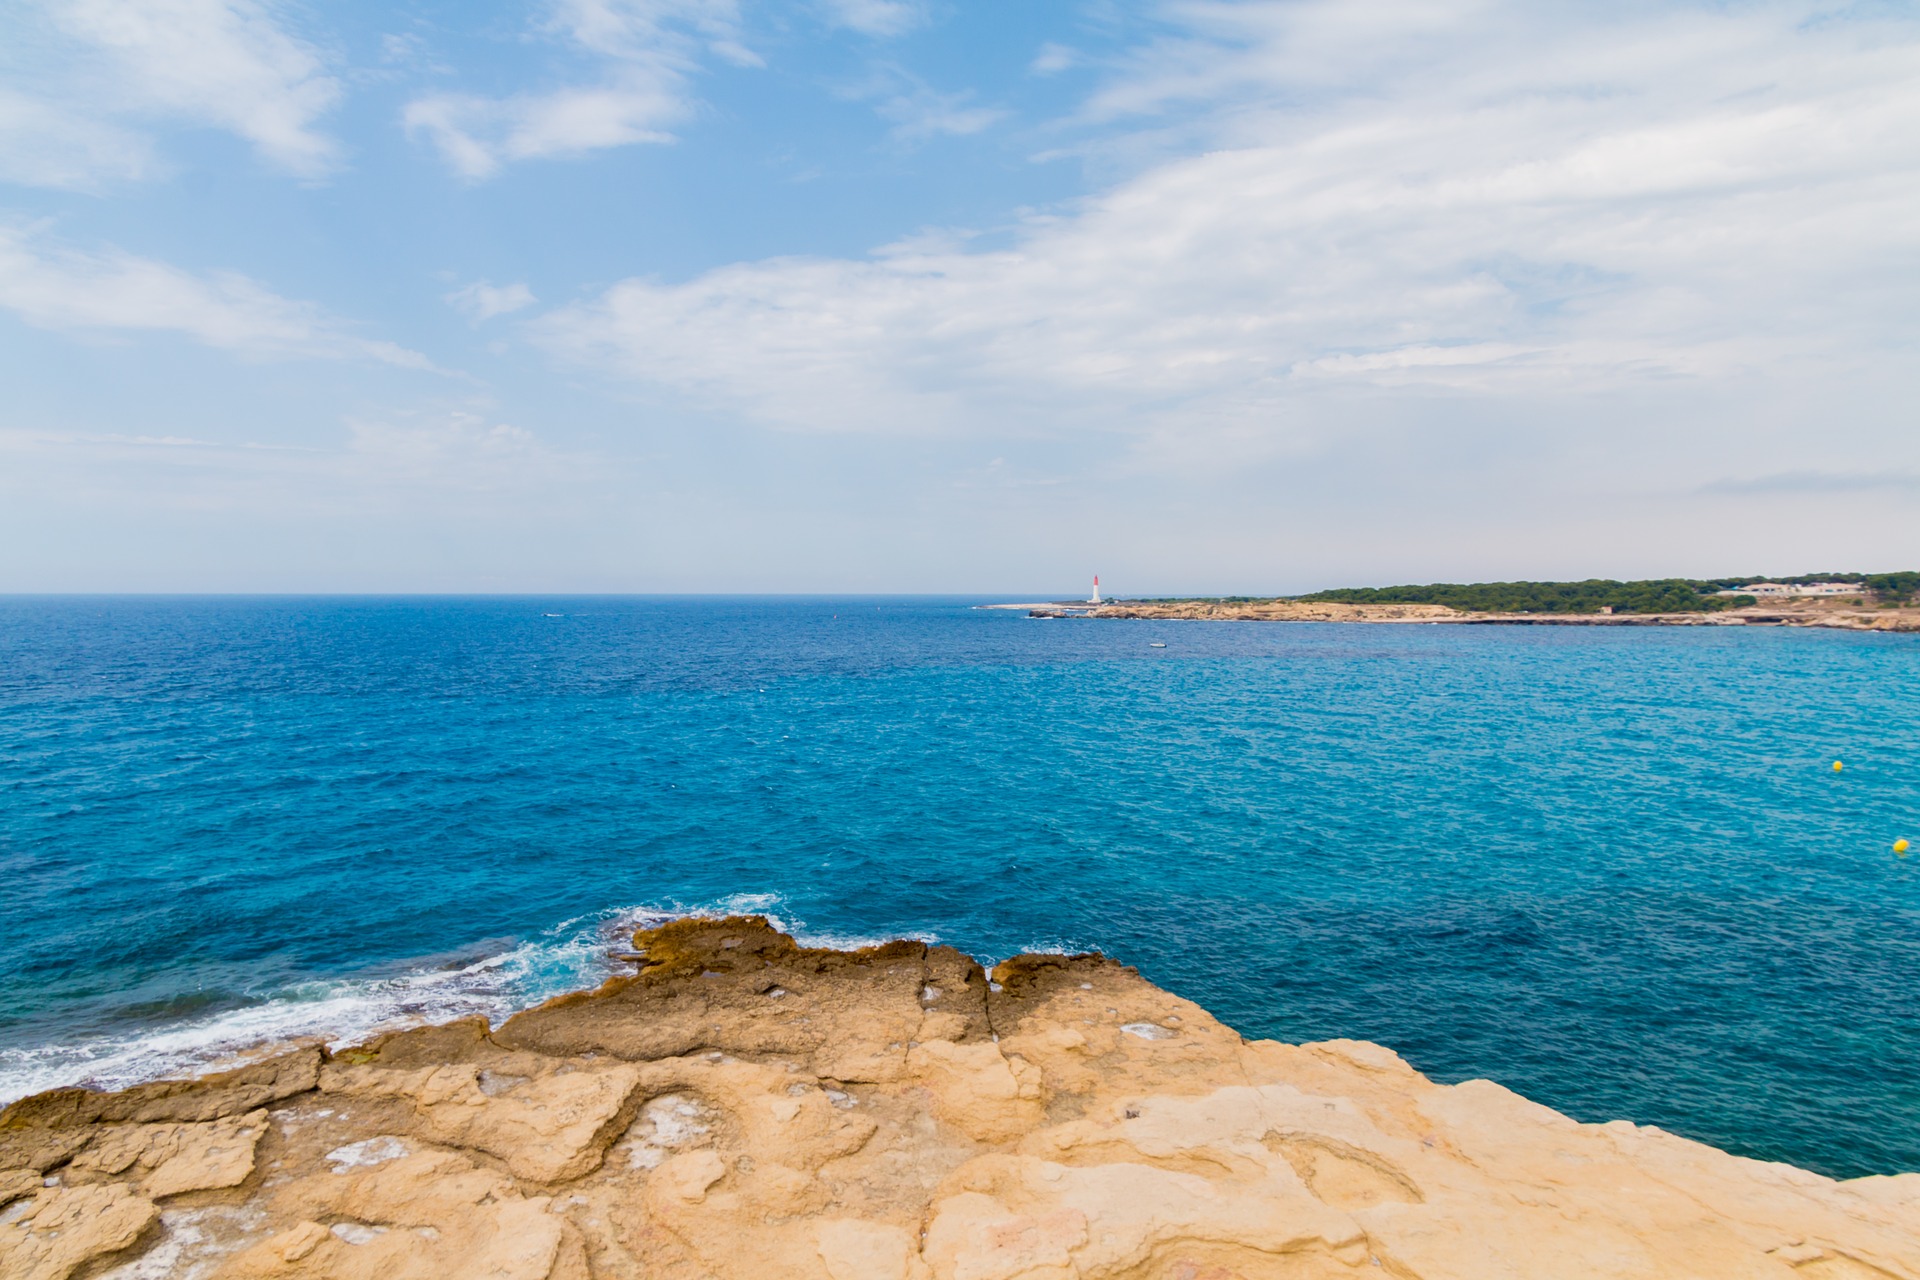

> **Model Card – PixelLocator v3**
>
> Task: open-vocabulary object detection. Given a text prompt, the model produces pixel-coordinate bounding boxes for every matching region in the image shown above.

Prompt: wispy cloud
[0,86,153,188]
[1030,43,1078,76]
[1,410,568,481]
[832,64,1007,145]
[0,0,342,188]
[0,408,589,589]
[446,281,537,324]
[404,0,755,180]
[534,0,1920,473]
[875,81,1006,142]
[817,0,926,39]
[1702,471,1920,497]
[0,223,431,367]
[343,411,563,488]
[0,407,625,592]
[1292,344,1538,382]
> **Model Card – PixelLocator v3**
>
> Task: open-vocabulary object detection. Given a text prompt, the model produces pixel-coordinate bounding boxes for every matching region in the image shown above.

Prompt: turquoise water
[2,597,1916,1178]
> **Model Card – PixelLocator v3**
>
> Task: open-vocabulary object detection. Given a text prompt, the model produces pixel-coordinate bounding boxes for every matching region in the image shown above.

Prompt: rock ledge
[4,916,1917,1279]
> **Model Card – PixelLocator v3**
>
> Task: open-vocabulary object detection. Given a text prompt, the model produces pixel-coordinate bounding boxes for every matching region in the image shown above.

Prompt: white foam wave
[974,939,1104,969]
[0,904,661,1105]
[694,893,938,954]
[0,895,954,1106]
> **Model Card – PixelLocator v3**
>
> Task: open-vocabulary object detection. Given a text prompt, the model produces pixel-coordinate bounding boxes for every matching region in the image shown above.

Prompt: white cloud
[0,86,154,187]
[555,0,755,63]
[818,0,926,39]
[344,412,557,487]
[535,0,1920,474]
[0,407,631,593]
[446,280,537,323]
[0,0,341,187]
[1293,344,1537,379]
[833,64,1007,145]
[0,223,430,366]
[0,409,585,581]
[876,83,1006,142]
[0,411,566,489]
[1030,43,1077,76]
[1702,469,1920,497]
[406,81,683,180]
[405,0,752,180]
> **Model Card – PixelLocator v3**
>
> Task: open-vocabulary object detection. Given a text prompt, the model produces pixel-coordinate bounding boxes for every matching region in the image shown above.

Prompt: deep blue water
[2,596,1916,1179]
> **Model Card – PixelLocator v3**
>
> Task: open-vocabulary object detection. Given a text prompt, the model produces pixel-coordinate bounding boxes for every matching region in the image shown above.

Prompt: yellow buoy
[1832,760,1844,772]
[1898,839,1912,856]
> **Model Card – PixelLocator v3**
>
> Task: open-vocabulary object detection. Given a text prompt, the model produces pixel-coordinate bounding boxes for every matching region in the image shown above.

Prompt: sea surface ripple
[1,596,1915,1178]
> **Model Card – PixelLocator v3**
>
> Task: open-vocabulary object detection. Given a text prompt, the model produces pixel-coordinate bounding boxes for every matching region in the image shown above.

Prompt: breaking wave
[0,894,931,1105]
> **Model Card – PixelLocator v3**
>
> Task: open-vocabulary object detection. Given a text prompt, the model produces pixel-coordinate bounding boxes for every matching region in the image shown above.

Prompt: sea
[1,596,1915,1180]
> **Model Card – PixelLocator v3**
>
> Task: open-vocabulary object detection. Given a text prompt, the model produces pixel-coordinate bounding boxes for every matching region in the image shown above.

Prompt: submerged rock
[2,915,1916,1279]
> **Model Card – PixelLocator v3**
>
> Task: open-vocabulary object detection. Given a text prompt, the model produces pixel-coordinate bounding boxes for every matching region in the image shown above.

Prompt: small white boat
[1149,642,1167,648]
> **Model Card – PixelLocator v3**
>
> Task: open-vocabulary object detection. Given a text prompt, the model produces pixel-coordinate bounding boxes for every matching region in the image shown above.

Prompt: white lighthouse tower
[1089,575,1102,605]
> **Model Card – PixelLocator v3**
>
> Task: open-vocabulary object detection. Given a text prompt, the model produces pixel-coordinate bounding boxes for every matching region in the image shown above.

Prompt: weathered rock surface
[3,916,1917,1279]
[0,1183,158,1280]
[66,1111,270,1199]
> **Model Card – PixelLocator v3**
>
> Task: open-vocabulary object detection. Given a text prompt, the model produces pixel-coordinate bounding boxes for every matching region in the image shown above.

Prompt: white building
[1725,582,1861,598]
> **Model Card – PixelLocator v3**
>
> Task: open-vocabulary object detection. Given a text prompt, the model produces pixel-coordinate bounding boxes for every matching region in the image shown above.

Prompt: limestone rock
[1,1168,44,1208]
[0,1183,158,1280]
[1,1047,321,1129]
[4,916,1917,1279]
[67,1109,269,1197]
[215,1148,582,1280]
[816,1218,930,1280]
[320,1060,642,1182]
[907,1039,1044,1143]
[0,1127,93,1179]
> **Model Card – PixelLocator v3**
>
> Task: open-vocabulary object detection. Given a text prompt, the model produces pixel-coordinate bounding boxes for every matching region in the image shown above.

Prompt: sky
[1,0,1916,594]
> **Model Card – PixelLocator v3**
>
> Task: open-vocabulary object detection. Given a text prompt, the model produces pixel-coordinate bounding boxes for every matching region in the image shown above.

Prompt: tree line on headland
[1299,573,1920,614]
[1137,572,1920,615]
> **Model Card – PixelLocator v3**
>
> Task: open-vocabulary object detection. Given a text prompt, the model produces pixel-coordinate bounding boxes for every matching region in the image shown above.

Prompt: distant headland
[1007,572,1920,631]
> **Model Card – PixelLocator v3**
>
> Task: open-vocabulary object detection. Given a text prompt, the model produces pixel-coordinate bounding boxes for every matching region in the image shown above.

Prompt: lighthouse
[1089,575,1102,605]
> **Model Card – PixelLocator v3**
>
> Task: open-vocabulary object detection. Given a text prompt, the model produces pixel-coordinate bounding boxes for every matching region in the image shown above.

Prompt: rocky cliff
[4,917,1917,1280]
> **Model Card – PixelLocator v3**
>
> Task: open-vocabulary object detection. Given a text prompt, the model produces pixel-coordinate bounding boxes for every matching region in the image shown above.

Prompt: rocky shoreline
[1027,599,1920,631]
[5,916,1917,1279]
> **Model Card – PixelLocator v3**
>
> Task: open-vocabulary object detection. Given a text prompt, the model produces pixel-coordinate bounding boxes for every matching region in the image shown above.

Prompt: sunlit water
[2,596,1915,1178]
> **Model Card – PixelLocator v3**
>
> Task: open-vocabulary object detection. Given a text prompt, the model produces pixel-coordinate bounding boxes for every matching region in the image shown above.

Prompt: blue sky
[2,0,1917,593]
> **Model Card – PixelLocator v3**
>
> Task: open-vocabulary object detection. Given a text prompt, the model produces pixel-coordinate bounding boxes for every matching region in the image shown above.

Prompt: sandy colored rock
[214,1147,585,1280]
[0,1127,94,1180]
[4,915,1918,1279]
[320,1058,643,1182]
[2,1047,322,1129]
[816,1218,930,1280]
[0,1183,158,1280]
[1063,595,1920,631]
[1,1168,44,1208]
[67,1109,269,1198]
[908,1038,1046,1143]
[1083,599,1460,623]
